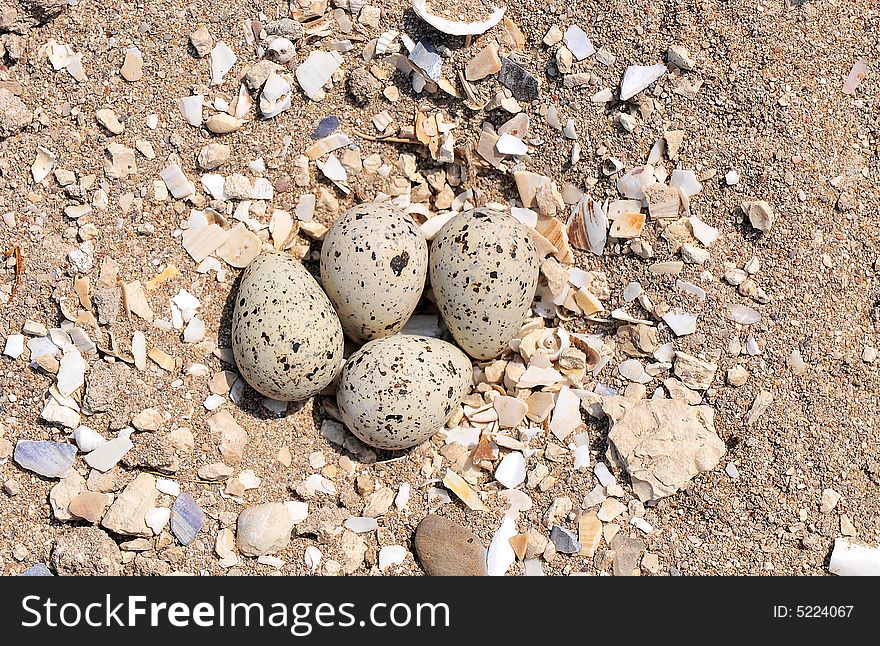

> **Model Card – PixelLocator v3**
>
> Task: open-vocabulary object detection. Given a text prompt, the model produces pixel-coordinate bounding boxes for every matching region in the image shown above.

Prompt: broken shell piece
[619,63,667,101]
[210,42,237,85]
[296,50,343,100]
[496,133,527,156]
[31,146,56,183]
[216,224,261,268]
[443,469,487,511]
[842,60,868,95]
[266,37,296,64]
[178,95,204,126]
[670,169,703,196]
[159,165,195,199]
[609,211,645,239]
[662,308,697,336]
[465,44,502,81]
[726,304,761,325]
[375,31,400,56]
[744,200,775,233]
[412,0,506,36]
[617,165,655,200]
[564,25,595,61]
[305,132,351,160]
[601,157,624,175]
[259,72,292,118]
[689,215,719,246]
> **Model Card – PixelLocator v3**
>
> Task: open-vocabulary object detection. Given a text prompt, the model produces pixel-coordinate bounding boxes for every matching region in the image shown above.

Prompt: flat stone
[14,440,77,478]
[101,472,156,537]
[549,525,581,554]
[820,488,841,514]
[68,491,112,523]
[131,407,163,431]
[95,108,125,135]
[578,512,602,557]
[208,410,248,464]
[170,492,204,546]
[310,115,339,139]
[236,502,295,557]
[49,470,86,520]
[84,431,134,472]
[673,351,717,390]
[604,397,726,502]
[414,514,487,576]
[498,57,541,101]
[20,563,53,576]
[611,533,645,576]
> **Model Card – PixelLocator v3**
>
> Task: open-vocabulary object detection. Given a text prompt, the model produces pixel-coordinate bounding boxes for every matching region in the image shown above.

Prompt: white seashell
[564,25,595,61]
[132,331,147,370]
[549,386,581,440]
[727,304,761,325]
[344,516,379,533]
[65,204,91,219]
[676,279,706,300]
[419,211,456,240]
[31,146,56,183]
[295,50,343,100]
[495,452,526,489]
[616,165,655,200]
[518,365,563,388]
[412,0,506,36]
[620,63,667,101]
[178,95,204,126]
[183,316,206,343]
[349,0,367,15]
[670,169,703,196]
[73,426,106,452]
[662,308,698,336]
[487,516,517,576]
[591,87,614,103]
[829,538,880,575]
[201,173,227,200]
[145,507,171,535]
[304,546,322,573]
[266,37,296,64]
[493,396,528,429]
[45,40,76,70]
[259,72,292,118]
[156,478,180,496]
[317,153,347,183]
[285,501,309,523]
[580,196,607,257]
[57,347,86,397]
[375,30,399,56]
[160,164,195,199]
[602,157,624,175]
[495,133,528,156]
[210,42,237,85]
[378,545,408,571]
[395,482,411,510]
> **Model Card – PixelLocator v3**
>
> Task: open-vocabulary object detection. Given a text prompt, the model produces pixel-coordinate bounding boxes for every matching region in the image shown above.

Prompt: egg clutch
[231,204,539,450]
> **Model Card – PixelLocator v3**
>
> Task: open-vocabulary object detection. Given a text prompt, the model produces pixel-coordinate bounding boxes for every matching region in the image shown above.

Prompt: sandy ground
[0,0,878,575]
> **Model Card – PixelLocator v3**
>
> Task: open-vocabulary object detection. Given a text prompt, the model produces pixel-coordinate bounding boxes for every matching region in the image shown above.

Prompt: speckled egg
[337,335,472,450]
[320,203,428,343]
[232,251,344,401]
[429,208,539,361]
